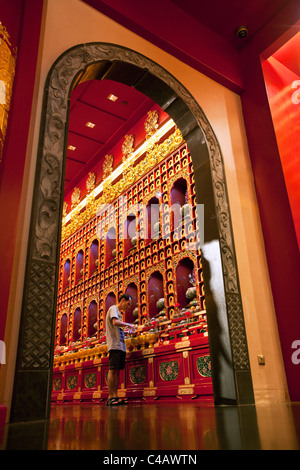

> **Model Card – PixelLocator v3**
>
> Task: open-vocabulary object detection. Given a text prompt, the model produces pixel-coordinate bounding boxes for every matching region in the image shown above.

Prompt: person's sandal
[117,398,128,405]
[106,397,120,406]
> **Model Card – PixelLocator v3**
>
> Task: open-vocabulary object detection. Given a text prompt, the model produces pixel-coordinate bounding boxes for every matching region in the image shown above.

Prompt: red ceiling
[169,0,290,45]
[65,0,296,203]
[65,79,157,199]
[82,0,291,92]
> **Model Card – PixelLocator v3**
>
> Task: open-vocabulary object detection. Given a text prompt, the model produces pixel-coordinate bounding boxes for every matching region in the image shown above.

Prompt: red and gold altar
[51,108,213,404]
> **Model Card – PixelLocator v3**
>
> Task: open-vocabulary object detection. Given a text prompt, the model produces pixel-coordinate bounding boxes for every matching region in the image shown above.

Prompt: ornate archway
[10,43,254,422]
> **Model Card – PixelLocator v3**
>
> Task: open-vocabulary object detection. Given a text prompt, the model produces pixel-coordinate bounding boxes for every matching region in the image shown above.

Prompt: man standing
[105,293,135,406]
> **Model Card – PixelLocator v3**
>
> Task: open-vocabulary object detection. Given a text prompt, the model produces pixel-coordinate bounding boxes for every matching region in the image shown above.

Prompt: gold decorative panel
[0,22,16,161]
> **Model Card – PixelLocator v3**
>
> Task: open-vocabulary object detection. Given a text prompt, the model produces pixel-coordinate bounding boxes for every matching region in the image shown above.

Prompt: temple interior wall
[2,0,289,414]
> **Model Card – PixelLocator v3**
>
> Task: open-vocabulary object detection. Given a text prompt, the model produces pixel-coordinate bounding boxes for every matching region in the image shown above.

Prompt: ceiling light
[86,121,96,128]
[68,145,76,151]
[107,93,118,102]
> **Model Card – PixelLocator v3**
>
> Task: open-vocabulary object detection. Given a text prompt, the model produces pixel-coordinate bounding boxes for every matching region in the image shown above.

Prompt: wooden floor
[1,401,300,451]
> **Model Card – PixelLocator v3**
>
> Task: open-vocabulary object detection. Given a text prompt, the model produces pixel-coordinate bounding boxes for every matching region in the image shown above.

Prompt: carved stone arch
[10,42,254,423]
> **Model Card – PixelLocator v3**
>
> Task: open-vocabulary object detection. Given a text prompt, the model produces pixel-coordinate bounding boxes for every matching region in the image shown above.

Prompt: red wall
[239,22,300,400]
[262,57,300,250]
[0,0,43,354]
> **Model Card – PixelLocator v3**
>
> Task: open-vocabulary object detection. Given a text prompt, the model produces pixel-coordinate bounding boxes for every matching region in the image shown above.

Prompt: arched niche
[11,43,255,422]
[105,292,116,316]
[62,259,71,290]
[125,282,138,323]
[59,313,68,346]
[75,249,84,284]
[72,307,81,341]
[148,271,164,319]
[146,196,160,244]
[105,227,116,266]
[124,214,137,257]
[176,257,195,308]
[170,177,188,230]
[89,239,99,275]
[87,300,97,337]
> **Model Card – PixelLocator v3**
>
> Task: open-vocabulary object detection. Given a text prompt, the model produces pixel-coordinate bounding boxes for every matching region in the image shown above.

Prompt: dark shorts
[109,349,126,370]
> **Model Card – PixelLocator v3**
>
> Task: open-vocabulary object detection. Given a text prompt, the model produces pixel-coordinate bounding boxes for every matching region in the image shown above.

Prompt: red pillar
[0,0,44,424]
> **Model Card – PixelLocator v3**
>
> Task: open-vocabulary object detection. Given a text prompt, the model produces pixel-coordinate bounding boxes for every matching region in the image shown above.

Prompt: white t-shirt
[105,305,126,352]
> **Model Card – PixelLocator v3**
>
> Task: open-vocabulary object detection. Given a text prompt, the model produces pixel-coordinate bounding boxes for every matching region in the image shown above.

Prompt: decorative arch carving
[11,43,254,422]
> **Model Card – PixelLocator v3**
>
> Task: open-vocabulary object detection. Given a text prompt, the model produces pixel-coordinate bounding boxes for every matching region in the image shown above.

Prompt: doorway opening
[52,76,211,403]
[10,43,254,423]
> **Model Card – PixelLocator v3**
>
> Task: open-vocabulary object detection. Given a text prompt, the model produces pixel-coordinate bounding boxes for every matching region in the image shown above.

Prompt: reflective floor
[1,401,300,451]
